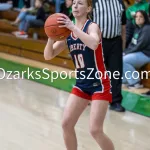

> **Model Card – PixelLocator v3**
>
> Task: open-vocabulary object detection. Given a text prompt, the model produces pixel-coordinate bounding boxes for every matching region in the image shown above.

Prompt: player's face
[72,0,91,18]
[135,12,145,26]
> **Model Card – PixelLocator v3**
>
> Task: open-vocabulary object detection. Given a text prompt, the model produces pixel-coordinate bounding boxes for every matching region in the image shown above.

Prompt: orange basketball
[44,13,71,41]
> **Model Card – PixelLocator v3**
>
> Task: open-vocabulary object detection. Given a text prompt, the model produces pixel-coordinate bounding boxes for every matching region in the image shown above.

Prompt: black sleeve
[1,0,9,2]
[12,0,18,7]
[121,1,126,25]
[23,0,30,8]
[36,7,45,21]
[124,30,149,54]
[60,2,65,13]
[122,10,126,25]
[126,19,135,48]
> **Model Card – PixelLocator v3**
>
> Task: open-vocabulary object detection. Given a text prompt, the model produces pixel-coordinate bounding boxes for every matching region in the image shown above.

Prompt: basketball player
[44,0,115,149]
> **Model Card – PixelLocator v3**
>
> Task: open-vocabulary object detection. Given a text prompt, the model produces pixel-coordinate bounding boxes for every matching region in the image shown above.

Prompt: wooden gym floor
[0,53,150,150]
[0,73,150,150]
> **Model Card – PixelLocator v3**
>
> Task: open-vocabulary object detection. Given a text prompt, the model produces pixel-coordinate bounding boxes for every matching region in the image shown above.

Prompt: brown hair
[87,0,92,7]
[87,0,92,19]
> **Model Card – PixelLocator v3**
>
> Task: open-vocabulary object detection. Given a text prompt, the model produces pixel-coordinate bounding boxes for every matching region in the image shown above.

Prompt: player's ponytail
[87,0,92,8]
[87,0,92,20]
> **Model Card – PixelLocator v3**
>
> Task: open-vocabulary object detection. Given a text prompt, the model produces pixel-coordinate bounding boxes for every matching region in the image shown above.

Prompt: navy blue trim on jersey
[66,19,111,93]
[66,19,103,89]
[70,19,91,40]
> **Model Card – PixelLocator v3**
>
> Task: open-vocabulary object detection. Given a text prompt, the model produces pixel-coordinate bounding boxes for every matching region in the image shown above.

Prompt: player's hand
[48,38,54,43]
[57,14,75,31]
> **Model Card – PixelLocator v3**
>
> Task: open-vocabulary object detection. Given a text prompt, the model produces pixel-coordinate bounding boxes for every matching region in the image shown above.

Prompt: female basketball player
[44,0,115,149]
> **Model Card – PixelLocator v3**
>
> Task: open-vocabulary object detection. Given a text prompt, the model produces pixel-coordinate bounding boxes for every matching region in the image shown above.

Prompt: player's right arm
[44,38,67,60]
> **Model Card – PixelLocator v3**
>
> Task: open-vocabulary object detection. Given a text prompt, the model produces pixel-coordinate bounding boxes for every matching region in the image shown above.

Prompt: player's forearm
[44,39,54,60]
[72,26,99,50]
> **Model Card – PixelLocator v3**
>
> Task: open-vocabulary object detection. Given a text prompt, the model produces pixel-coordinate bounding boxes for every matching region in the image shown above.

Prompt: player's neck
[75,17,88,30]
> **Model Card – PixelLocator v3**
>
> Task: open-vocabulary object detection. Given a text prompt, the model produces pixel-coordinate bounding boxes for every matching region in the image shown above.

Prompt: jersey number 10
[74,54,85,69]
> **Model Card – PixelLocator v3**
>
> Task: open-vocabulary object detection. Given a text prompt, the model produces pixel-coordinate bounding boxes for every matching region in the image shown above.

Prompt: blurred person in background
[11,0,50,26]
[12,0,50,38]
[126,0,150,47]
[0,0,12,11]
[13,0,31,10]
[54,0,64,13]
[141,90,150,97]
[123,10,150,89]
[60,0,74,22]
[0,0,33,11]
[124,0,131,9]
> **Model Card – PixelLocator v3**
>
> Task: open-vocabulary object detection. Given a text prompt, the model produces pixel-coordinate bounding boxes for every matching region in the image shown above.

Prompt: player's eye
[78,2,83,4]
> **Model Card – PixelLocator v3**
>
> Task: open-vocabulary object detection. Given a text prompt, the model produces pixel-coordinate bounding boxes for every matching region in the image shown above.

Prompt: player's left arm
[72,23,101,50]
[88,23,101,47]
[57,14,101,50]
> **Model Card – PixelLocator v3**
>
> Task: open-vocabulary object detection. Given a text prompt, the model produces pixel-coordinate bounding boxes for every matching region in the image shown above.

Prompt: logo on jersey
[70,43,86,52]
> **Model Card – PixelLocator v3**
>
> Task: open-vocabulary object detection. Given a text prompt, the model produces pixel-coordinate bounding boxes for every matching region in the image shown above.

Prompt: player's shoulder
[89,22,100,28]
[88,21,101,33]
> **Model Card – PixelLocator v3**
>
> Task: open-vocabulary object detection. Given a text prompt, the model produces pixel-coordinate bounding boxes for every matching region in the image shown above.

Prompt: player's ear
[87,6,92,14]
